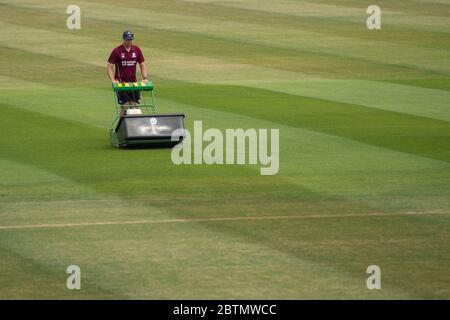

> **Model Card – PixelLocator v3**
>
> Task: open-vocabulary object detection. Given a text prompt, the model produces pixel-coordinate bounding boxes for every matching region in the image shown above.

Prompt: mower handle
[112,81,154,92]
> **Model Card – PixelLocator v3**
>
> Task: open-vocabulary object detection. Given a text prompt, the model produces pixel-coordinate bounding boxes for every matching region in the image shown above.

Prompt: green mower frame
[109,81,185,148]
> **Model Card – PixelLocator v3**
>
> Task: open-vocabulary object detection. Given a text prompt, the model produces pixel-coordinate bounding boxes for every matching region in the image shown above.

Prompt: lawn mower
[109,81,185,148]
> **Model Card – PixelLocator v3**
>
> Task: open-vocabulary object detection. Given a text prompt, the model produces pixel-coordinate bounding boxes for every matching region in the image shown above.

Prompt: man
[107,30,148,116]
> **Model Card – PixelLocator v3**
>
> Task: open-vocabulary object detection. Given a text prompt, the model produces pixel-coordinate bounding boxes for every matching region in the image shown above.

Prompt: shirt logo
[132,52,136,58]
[122,61,136,66]
[121,53,125,58]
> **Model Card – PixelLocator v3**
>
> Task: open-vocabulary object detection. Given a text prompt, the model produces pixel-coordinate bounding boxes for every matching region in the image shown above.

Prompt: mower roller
[109,81,185,148]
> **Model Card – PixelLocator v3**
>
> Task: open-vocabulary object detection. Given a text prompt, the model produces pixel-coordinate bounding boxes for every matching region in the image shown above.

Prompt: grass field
[0,0,449,299]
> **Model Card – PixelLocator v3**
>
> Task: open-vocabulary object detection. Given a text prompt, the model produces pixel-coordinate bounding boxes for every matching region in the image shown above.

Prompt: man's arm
[139,62,148,82]
[107,62,117,83]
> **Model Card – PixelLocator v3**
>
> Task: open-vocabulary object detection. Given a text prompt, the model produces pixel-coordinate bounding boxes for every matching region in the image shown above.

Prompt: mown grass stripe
[381,77,450,92]
[249,79,450,122]
[301,0,450,18]
[2,37,449,126]
[1,3,447,78]
[1,210,448,230]
[158,82,450,163]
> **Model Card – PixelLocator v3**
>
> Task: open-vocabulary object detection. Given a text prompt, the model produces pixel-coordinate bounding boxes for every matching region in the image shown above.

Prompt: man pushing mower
[107,30,148,117]
[107,30,185,148]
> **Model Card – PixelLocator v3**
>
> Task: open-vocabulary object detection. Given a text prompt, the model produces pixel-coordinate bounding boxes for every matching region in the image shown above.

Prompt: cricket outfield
[0,0,449,299]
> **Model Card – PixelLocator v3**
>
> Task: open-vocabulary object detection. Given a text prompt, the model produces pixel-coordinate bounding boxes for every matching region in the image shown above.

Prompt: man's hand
[139,62,148,83]
[107,62,118,83]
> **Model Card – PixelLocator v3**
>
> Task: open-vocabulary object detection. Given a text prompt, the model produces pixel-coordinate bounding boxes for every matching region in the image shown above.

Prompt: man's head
[122,30,134,47]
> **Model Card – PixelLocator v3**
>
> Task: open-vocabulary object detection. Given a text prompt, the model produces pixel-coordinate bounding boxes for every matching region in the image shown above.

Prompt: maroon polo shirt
[108,44,145,82]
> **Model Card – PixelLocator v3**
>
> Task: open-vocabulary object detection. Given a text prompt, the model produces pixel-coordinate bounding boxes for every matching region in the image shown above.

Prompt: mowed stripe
[0,210,449,230]
[2,65,450,170]
[0,21,320,83]
[3,74,450,172]
[26,0,450,48]
[300,0,450,18]
[1,11,449,124]
[182,0,450,20]
[1,41,449,137]
[249,80,450,122]
[1,43,448,126]
[1,31,449,177]
[1,97,449,216]
[1,84,448,216]
[1,3,448,77]
[158,83,450,163]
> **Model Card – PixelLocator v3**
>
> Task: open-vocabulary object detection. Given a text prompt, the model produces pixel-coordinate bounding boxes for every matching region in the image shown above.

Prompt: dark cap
[122,30,134,40]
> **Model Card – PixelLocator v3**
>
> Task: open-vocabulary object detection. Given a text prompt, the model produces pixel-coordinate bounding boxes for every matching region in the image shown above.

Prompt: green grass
[0,0,449,299]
